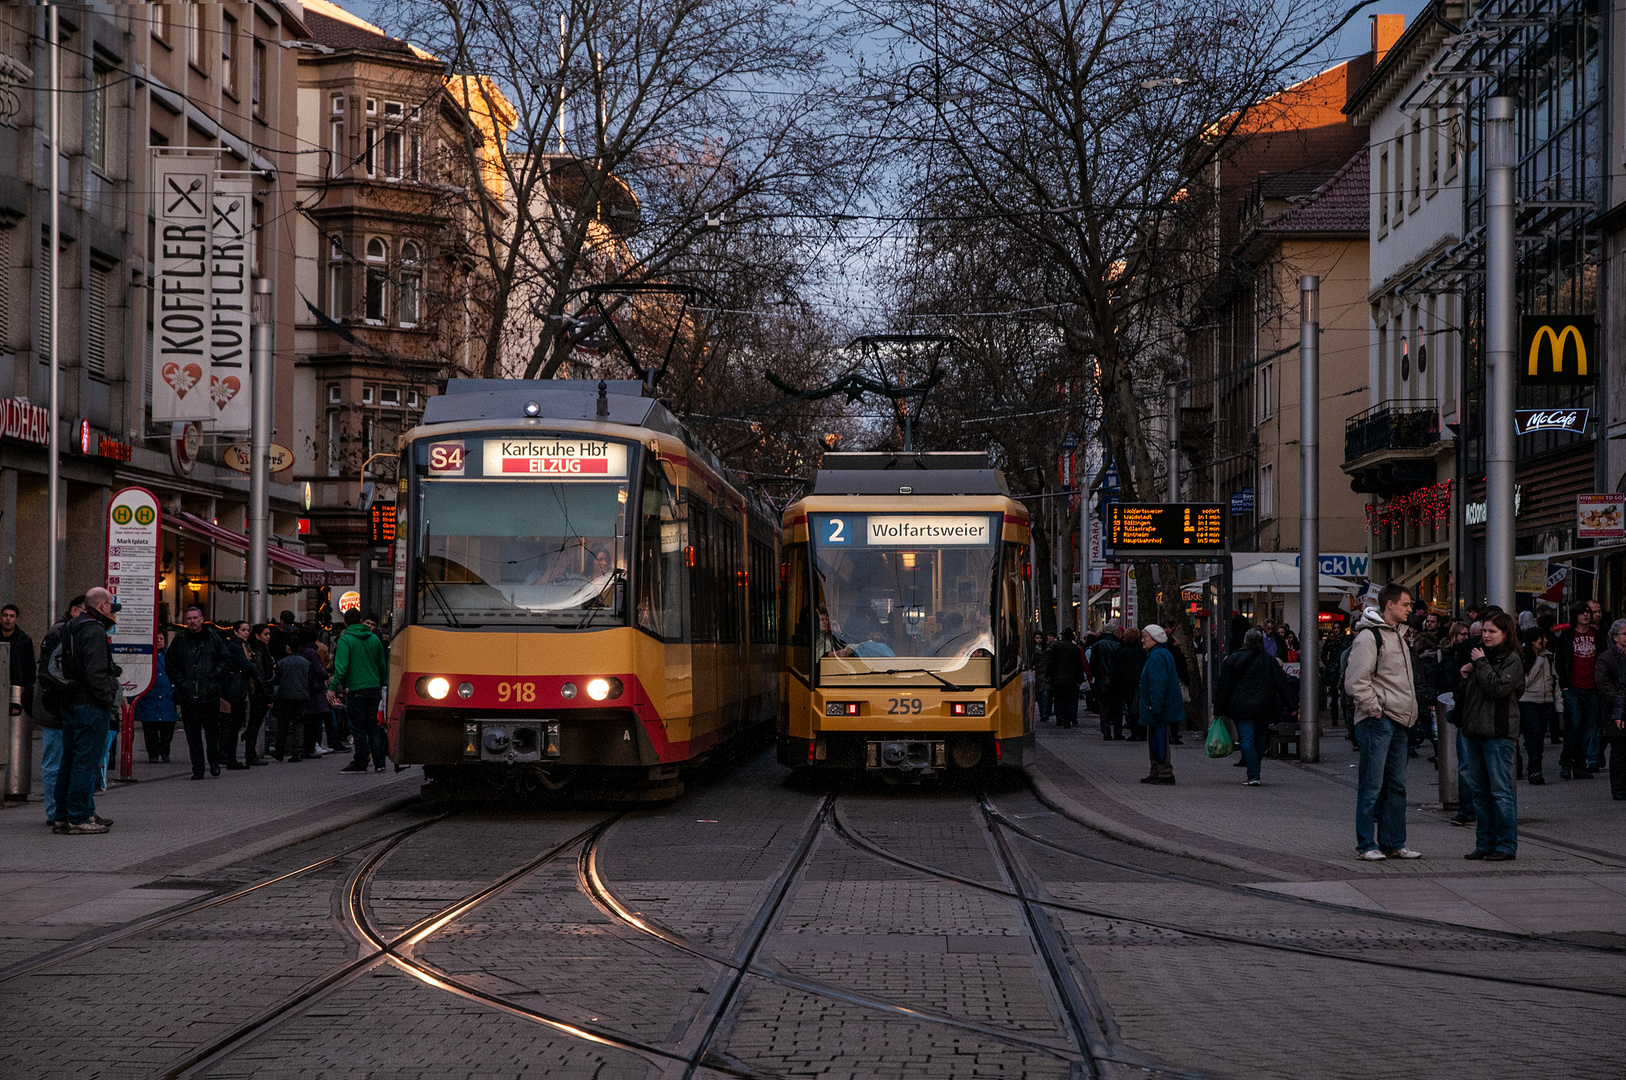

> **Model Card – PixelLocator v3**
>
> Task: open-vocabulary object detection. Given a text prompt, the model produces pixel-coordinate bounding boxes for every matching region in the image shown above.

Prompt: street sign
[105,487,161,700]
[1230,488,1254,515]
[223,441,296,473]
[1105,503,1225,555]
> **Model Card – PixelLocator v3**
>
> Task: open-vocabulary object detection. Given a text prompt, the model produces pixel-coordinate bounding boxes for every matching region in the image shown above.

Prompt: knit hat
[1144,624,1168,644]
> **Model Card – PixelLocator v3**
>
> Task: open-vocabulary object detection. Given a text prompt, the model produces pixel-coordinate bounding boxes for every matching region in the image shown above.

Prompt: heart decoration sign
[162,362,203,399]
[211,375,241,410]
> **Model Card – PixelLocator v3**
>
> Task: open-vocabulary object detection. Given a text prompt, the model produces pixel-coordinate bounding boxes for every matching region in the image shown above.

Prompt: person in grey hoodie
[1344,584,1422,862]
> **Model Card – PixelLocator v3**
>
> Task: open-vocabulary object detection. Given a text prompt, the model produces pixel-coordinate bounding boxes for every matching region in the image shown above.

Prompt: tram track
[1001,788,1626,954]
[829,796,1626,1003]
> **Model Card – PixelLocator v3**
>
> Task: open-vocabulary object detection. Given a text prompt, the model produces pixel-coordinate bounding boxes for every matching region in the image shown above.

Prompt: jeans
[1561,688,1599,773]
[1460,736,1517,856]
[1037,687,1052,723]
[55,704,108,825]
[1455,728,1478,817]
[321,709,345,749]
[1518,702,1553,778]
[140,719,176,760]
[1054,683,1080,727]
[273,701,306,759]
[41,727,63,822]
[1354,716,1410,853]
[346,688,387,768]
[99,726,116,790]
[1236,718,1271,781]
[180,701,224,776]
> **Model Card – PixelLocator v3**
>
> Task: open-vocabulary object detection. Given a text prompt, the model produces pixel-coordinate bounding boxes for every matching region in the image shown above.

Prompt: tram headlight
[586,678,612,701]
[560,682,578,699]
[417,676,451,700]
[523,399,541,417]
[457,681,474,699]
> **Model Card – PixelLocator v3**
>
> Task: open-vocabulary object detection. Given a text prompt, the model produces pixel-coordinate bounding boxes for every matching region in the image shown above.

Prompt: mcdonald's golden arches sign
[1520,315,1596,386]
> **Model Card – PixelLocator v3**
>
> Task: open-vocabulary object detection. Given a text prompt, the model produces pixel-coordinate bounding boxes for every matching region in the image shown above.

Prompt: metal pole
[248,278,273,624]
[1485,96,1517,613]
[46,5,60,622]
[1299,276,1321,763]
[1167,380,1181,501]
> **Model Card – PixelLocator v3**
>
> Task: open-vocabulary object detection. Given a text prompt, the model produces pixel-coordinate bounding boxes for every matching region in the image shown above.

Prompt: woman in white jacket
[1519,631,1560,785]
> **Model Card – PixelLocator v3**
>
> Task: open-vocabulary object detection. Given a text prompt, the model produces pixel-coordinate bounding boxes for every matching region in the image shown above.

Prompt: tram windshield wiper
[878,666,969,692]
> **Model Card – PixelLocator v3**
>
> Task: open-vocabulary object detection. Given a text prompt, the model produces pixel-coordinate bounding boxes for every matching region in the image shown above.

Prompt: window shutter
[87,263,110,378]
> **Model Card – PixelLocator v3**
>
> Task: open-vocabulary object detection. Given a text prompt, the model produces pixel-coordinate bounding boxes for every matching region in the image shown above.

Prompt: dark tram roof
[812,452,1009,496]
[425,378,684,433]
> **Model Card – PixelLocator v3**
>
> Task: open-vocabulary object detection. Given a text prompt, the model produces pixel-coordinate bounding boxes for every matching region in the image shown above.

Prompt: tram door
[688,499,720,737]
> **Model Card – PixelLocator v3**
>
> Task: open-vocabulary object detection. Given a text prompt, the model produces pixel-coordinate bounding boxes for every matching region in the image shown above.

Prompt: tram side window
[714,511,742,644]
[748,536,776,645]
[637,457,684,640]
[780,541,810,677]
[689,499,715,642]
[999,542,1030,680]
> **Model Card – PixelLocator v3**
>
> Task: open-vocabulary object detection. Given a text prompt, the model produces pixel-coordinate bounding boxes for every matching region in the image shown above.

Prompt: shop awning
[166,511,356,587]
[1525,541,1626,564]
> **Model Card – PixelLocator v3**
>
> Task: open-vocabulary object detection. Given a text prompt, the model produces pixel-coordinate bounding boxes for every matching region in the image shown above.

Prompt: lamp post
[1484,96,1517,612]
[1299,276,1321,763]
[247,279,273,624]
[46,5,60,621]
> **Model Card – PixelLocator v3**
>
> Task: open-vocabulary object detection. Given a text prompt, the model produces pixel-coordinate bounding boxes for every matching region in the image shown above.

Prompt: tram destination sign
[481,438,628,478]
[1105,503,1225,555]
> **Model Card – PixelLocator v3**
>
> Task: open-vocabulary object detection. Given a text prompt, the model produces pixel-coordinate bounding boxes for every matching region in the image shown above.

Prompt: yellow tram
[777,452,1033,775]
[387,379,778,793]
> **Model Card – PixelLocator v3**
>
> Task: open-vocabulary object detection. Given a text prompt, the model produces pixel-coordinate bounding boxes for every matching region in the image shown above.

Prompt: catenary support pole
[247,279,273,624]
[1485,96,1516,613]
[1299,276,1321,763]
[46,5,60,622]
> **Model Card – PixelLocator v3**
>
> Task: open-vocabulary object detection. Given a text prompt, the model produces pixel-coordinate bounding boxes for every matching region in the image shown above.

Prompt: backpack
[37,625,77,708]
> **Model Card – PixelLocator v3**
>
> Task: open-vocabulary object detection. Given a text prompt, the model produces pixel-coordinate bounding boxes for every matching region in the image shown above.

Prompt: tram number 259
[497,681,538,703]
[887,697,923,715]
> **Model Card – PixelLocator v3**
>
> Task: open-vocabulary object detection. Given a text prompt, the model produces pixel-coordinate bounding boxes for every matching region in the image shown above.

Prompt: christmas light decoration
[1365,480,1453,534]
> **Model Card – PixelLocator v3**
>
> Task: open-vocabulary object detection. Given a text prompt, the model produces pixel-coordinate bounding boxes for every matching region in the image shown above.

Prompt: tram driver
[829,611,896,659]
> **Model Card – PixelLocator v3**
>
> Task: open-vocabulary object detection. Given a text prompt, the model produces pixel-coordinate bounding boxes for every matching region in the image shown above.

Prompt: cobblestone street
[4,726,1626,1079]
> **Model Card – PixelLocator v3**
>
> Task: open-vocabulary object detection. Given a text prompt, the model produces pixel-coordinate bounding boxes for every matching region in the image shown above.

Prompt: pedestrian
[136,629,178,763]
[1034,632,1054,725]
[1215,628,1292,785]
[302,634,333,756]
[219,621,258,770]
[165,605,231,779]
[1118,626,1146,740]
[34,596,85,829]
[1454,612,1525,861]
[1592,618,1626,800]
[1344,583,1423,861]
[53,587,121,834]
[0,602,36,719]
[269,610,298,661]
[1163,624,1189,744]
[245,623,275,765]
[1518,631,1558,785]
[1093,622,1125,737]
[1136,625,1184,784]
[1554,601,1602,780]
[1048,628,1085,729]
[1410,631,1441,758]
[272,646,315,762]
[331,609,389,773]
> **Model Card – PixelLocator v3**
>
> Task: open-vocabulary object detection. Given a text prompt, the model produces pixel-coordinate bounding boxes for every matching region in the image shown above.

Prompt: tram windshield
[414,479,627,627]
[807,513,1002,688]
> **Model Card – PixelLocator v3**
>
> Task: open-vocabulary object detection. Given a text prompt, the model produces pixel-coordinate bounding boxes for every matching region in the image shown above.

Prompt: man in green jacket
[331,609,389,773]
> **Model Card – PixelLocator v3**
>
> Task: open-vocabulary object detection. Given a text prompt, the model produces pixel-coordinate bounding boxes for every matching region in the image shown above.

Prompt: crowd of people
[1031,581,1623,863]
[2,594,393,837]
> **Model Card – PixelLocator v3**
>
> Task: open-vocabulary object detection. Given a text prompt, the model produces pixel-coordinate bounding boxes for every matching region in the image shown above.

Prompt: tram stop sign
[105,487,161,700]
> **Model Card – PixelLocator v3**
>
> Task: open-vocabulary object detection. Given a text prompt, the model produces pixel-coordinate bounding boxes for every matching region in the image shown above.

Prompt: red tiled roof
[1263,148,1369,234]
[304,9,414,54]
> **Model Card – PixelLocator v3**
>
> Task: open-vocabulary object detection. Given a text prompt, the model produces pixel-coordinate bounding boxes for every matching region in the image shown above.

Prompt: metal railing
[1344,399,1439,462]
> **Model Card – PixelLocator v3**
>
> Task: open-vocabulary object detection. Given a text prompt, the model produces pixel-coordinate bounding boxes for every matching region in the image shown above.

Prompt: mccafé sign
[1521,315,1596,386]
[1513,408,1588,435]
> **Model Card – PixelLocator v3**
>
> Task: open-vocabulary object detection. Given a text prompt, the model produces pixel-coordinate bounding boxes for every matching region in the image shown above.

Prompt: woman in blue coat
[136,632,178,762]
[1138,625,1186,785]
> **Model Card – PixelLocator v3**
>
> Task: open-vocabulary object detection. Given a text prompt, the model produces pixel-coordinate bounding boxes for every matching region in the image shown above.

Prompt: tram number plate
[886,697,923,715]
[497,681,538,703]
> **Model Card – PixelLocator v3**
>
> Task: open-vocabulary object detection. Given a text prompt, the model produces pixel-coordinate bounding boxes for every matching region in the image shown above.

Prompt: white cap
[1144,624,1168,644]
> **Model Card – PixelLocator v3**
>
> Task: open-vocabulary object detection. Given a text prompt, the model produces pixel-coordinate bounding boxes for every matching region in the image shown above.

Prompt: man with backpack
[1344,583,1423,861]
[1048,628,1086,729]
[47,588,121,834]
[165,605,232,779]
[35,596,85,829]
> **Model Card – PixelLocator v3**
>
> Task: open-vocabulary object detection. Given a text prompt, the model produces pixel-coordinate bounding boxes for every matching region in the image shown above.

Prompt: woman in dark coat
[1215,628,1292,784]
[1454,612,1525,861]
[1591,619,1626,799]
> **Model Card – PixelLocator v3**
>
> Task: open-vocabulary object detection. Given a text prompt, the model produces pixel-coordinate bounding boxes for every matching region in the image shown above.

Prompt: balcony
[1344,400,1442,496]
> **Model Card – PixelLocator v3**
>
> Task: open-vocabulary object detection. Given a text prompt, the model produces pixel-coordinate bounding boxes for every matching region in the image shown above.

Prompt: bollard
[2,641,26,802]
[119,700,136,782]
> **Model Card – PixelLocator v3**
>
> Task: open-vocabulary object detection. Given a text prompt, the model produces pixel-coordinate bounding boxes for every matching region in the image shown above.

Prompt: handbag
[1205,715,1234,758]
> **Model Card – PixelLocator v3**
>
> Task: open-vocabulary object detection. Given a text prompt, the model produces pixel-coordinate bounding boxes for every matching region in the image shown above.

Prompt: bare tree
[379,0,853,381]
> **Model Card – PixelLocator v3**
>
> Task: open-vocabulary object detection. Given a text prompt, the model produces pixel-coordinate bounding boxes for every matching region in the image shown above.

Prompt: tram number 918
[497,681,538,703]
[887,697,923,715]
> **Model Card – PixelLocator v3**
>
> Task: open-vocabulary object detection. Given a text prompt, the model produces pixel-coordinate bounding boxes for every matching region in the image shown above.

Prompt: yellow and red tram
[777,452,1034,775]
[387,379,778,794]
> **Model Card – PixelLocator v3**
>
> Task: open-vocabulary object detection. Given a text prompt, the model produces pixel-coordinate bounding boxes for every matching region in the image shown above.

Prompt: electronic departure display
[1106,503,1225,553]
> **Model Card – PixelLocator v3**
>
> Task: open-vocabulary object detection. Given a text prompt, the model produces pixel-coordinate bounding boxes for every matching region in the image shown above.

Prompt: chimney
[1371,14,1404,65]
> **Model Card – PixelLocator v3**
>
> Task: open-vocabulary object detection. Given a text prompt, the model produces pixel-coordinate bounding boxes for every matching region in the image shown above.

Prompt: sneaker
[1484,851,1516,862]
[1383,847,1421,859]
[1529,773,1545,785]
[91,815,114,828]
[51,821,69,834]
[1243,779,1261,786]
[1232,758,1247,767]
[312,745,329,756]
[67,821,110,835]
[374,764,386,773]
[1358,850,1386,861]
[340,763,368,773]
